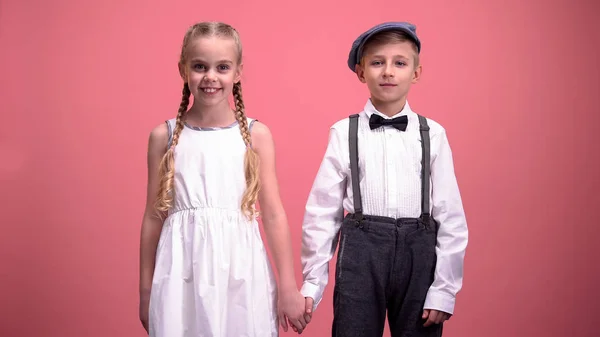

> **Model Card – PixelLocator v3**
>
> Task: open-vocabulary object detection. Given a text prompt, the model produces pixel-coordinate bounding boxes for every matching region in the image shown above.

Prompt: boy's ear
[355,64,367,83]
[412,63,422,84]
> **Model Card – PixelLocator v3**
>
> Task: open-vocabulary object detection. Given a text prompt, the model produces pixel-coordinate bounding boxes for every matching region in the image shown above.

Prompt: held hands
[422,309,451,327]
[278,289,309,333]
[290,297,314,334]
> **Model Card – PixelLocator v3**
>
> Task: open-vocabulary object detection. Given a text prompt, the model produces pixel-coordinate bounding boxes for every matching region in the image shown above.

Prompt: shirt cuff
[423,289,456,315]
[300,281,322,312]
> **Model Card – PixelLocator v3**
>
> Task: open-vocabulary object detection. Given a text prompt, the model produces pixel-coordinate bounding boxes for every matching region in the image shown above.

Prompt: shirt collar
[364,98,415,120]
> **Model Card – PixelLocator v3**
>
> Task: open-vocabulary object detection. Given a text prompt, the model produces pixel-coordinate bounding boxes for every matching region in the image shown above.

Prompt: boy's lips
[380,83,397,87]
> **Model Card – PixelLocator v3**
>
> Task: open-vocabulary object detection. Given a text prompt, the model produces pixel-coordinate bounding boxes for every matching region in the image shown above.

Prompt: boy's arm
[424,129,469,315]
[300,126,347,312]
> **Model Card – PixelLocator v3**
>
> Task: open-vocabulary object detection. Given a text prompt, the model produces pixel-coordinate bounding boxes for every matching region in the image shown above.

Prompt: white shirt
[300,99,468,315]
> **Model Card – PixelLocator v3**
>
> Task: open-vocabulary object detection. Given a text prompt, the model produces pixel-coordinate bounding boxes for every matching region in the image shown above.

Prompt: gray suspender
[349,114,364,221]
[348,113,431,219]
[418,115,431,217]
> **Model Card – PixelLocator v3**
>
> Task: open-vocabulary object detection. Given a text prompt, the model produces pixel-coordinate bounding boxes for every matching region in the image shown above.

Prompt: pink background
[1,0,598,336]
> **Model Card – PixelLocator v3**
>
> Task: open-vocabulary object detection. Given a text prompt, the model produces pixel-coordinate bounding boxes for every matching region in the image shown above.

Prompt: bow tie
[369,114,408,131]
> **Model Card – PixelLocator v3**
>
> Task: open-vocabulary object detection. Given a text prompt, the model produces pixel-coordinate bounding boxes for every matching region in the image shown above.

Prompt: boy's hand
[304,297,314,323]
[291,297,314,334]
[422,309,451,327]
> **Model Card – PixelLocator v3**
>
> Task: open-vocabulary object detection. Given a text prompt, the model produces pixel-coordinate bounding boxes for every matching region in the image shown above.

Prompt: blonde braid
[233,81,260,219]
[155,83,190,214]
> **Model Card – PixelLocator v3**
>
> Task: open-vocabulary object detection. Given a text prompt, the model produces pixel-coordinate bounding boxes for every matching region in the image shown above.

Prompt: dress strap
[165,118,176,149]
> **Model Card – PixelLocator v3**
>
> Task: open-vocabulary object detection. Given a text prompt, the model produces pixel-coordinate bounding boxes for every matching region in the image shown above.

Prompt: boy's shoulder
[325,111,363,142]
[416,113,446,138]
[329,108,372,128]
[330,113,357,131]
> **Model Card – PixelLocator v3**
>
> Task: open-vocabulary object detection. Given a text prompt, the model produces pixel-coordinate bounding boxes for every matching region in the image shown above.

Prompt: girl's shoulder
[146,121,170,156]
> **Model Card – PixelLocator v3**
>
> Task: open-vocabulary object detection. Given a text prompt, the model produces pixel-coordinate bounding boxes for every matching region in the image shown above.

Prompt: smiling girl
[138,22,307,337]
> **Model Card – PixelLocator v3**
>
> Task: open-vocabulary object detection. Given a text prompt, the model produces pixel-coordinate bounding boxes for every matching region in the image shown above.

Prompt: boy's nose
[383,65,394,77]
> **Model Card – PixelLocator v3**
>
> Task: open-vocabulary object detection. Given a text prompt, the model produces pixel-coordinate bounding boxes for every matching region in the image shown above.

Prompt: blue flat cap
[347,22,421,72]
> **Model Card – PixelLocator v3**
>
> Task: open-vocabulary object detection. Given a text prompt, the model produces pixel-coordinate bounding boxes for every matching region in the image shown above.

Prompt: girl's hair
[155,22,260,220]
[361,30,420,66]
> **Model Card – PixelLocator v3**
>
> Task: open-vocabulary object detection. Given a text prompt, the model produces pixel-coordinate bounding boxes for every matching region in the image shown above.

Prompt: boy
[300,22,469,336]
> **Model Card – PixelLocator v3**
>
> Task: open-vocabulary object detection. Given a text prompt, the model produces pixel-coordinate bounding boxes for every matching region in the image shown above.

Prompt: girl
[138,22,308,336]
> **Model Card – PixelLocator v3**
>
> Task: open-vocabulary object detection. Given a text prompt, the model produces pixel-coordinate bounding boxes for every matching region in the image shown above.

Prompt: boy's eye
[218,65,230,71]
[193,64,205,70]
[371,61,383,66]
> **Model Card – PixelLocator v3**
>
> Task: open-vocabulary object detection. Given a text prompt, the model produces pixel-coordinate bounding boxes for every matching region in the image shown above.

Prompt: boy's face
[356,40,421,108]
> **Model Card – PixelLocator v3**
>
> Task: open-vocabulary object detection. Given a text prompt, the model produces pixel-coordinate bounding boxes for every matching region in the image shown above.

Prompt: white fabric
[149,118,278,337]
[300,100,468,315]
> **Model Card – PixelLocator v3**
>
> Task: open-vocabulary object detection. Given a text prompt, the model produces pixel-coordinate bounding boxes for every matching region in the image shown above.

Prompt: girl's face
[180,36,241,107]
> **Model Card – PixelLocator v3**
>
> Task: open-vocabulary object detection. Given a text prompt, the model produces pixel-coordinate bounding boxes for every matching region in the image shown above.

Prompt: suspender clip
[355,212,364,222]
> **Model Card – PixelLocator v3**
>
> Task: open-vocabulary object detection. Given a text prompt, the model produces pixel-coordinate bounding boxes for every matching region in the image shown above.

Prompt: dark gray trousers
[332,213,443,337]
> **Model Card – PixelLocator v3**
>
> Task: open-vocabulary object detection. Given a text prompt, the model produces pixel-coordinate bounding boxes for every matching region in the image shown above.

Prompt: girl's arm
[251,122,306,332]
[138,123,168,331]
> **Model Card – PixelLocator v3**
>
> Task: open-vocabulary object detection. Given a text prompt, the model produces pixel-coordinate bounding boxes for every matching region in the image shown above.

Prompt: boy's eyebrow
[369,54,410,59]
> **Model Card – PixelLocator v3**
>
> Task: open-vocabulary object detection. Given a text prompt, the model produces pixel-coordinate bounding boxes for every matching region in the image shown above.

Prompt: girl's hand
[278,288,308,333]
[139,291,150,334]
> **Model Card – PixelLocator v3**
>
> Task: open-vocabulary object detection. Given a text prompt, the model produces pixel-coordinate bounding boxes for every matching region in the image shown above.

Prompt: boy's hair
[360,30,420,67]
[155,22,260,220]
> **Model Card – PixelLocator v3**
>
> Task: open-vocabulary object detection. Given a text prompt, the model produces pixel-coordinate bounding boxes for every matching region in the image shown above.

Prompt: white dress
[149,118,279,337]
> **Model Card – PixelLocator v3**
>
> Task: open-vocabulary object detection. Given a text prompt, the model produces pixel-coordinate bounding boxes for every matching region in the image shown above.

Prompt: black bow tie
[369,114,408,131]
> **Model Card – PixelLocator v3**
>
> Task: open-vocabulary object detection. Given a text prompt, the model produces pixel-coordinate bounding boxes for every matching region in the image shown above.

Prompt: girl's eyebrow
[190,58,234,64]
